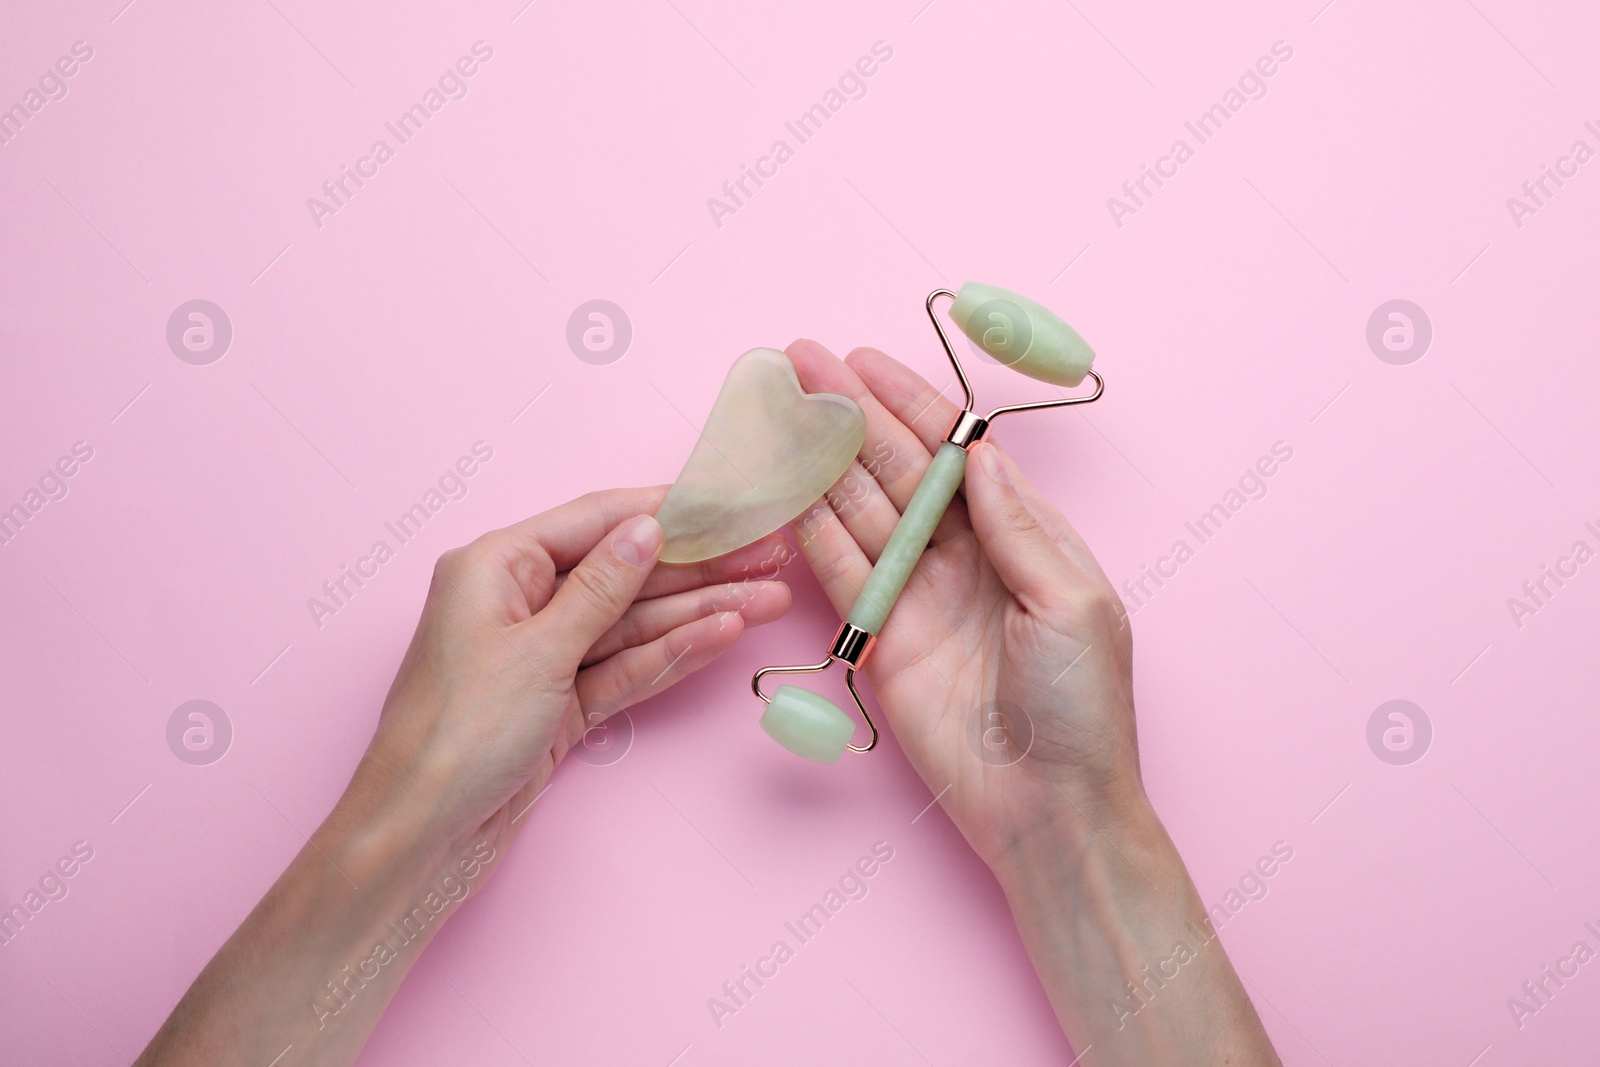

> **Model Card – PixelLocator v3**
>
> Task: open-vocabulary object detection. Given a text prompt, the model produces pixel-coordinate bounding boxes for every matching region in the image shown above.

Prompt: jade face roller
[751,283,1105,763]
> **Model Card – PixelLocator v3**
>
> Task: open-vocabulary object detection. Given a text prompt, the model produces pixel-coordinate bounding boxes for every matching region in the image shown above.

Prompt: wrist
[313,727,508,931]
[989,782,1178,908]
[288,796,500,1029]
[137,795,500,1065]
[333,737,483,868]
[988,784,1206,1033]
[977,761,1159,882]
[301,770,502,960]
[987,792,1278,1065]
[312,802,449,908]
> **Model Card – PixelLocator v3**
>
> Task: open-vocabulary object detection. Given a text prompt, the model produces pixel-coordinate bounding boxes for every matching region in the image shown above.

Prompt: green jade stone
[947,281,1095,387]
[760,684,857,763]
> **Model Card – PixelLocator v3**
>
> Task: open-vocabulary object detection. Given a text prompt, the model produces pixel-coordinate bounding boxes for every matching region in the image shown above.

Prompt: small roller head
[760,684,856,763]
[947,282,1095,387]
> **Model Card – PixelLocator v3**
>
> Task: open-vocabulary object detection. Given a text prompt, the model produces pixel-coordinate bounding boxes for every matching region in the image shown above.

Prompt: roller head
[947,282,1095,387]
[760,684,856,763]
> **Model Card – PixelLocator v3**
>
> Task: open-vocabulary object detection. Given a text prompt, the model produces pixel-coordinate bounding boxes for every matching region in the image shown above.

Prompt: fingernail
[614,515,662,567]
[976,444,1009,486]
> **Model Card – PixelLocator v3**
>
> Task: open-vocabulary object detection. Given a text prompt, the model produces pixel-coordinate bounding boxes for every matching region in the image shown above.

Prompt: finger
[818,459,903,564]
[786,339,937,512]
[486,486,668,570]
[790,496,873,619]
[789,339,971,554]
[575,610,748,724]
[845,346,964,456]
[852,349,1114,589]
[529,514,663,661]
[581,580,790,666]
[997,447,1116,590]
[946,436,1112,591]
[633,533,795,600]
[551,532,794,605]
[496,495,793,616]
[441,487,668,622]
[964,442,1085,617]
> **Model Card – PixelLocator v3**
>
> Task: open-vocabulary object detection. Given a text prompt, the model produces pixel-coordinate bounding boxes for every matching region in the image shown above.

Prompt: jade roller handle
[846,441,969,634]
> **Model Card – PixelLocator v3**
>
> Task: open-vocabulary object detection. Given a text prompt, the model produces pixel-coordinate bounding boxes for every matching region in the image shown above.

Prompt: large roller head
[946,282,1095,387]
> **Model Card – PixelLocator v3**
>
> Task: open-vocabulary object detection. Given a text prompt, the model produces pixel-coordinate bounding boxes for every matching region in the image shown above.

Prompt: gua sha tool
[656,347,866,564]
[752,284,1105,763]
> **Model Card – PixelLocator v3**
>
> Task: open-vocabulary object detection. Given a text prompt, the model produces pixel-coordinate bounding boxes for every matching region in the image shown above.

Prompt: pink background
[3,0,1598,1063]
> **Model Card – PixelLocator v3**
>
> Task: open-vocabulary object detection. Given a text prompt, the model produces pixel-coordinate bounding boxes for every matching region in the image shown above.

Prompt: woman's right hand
[784,339,1145,867]
[785,339,1281,1066]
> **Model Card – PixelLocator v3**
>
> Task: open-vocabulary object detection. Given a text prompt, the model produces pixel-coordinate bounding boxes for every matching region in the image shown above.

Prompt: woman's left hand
[135,487,791,1067]
[343,486,793,865]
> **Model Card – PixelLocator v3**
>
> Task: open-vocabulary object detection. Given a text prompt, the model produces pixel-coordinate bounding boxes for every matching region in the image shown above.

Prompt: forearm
[135,796,493,1067]
[994,796,1280,1066]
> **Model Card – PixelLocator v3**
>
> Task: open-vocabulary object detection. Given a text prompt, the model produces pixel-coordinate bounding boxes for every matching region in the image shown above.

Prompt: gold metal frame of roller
[751,288,1106,754]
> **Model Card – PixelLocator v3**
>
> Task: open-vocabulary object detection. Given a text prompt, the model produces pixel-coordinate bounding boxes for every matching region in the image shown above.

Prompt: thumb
[965,442,1080,616]
[534,514,662,662]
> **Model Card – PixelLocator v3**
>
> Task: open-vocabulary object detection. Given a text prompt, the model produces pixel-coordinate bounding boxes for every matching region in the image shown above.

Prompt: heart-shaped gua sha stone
[656,348,865,564]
